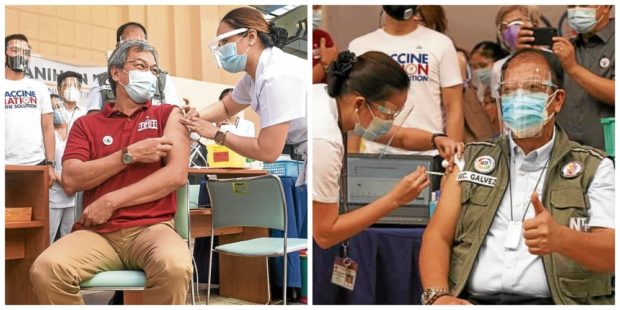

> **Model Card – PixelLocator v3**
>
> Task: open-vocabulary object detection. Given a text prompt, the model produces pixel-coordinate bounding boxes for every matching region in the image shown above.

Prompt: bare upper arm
[257,122,290,161]
[222,93,250,117]
[163,107,190,169]
[441,84,463,108]
[426,166,463,244]
[313,200,339,235]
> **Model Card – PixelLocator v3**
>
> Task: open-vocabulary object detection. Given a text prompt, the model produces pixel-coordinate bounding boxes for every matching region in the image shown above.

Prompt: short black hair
[501,48,564,88]
[219,88,233,101]
[5,34,29,47]
[471,41,509,62]
[57,71,83,88]
[116,22,148,43]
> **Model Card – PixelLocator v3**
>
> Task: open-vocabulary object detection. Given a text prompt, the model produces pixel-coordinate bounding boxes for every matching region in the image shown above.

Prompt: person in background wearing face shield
[86,22,180,114]
[30,41,192,305]
[313,51,463,249]
[4,34,56,187]
[48,94,76,244]
[419,48,614,305]
[181,7,307,183]
[347,5,464,159]
[467,41,510,138]
[56,71,86,130]
[489,5,542,102]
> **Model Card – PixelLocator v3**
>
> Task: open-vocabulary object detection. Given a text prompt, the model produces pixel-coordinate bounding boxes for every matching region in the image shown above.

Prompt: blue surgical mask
[568,7,598,34]
[353,103,394,141]
[473,67,492,86]
[500,89,556,138]
[217,39,251,73]
[119,70,157,103]
[52,102,68,126]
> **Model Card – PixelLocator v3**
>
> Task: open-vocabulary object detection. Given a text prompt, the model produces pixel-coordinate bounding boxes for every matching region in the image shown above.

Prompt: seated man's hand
[388,165,430,207]
[79,195,115,227]
[433,295,472,305]
[127,136,174,164]
[523,193,564,255]
[180,116,218,140]
[434,136,464,174]
[48,166,57,188]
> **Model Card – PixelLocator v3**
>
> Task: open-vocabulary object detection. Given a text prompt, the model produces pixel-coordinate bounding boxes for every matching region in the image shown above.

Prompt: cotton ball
[441,159,449,168]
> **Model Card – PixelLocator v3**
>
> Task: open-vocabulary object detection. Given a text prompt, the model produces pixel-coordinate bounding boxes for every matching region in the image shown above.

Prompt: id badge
[504,221,522,250]
[331,257,358,291]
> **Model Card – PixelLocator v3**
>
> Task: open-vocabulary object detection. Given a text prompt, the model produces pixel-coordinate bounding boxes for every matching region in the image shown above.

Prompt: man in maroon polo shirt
[30,40,192,305]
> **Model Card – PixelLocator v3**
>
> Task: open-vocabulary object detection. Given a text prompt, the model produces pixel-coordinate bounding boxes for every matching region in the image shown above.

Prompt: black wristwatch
[45,159,56,168]
[431,133,448,149]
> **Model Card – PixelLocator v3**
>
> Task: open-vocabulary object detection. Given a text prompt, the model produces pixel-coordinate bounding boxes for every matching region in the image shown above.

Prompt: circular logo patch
[600,57,610,69]
[474,155,495,174]
[103,136,113,145]
[561,161,583,179]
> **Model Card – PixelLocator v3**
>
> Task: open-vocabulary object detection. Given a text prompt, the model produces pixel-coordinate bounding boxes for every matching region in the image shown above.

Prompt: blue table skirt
[193,175,307,289]
[313,227,425,304]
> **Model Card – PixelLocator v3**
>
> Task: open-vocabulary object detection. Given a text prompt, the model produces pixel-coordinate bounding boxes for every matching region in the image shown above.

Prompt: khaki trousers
[30,220,192,304]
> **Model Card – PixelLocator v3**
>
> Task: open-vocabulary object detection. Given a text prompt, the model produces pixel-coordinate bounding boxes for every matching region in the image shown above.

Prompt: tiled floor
[81,283,298,305]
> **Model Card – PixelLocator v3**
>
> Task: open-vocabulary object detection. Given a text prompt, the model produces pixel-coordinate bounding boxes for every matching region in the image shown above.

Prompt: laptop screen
[347,154,433,207]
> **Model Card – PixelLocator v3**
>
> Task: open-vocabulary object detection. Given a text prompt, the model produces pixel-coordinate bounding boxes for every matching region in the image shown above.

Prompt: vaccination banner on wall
[24,55,107,105]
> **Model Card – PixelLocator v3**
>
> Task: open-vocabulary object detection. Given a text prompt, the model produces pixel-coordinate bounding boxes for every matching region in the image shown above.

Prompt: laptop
[346,153,434,226]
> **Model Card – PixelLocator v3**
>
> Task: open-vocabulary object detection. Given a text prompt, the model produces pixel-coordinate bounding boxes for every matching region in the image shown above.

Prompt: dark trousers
[461,291,554,305]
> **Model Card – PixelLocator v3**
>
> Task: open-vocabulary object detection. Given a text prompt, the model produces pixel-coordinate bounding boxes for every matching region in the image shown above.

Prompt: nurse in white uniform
[313,51,463,249]
[182,7,307,180]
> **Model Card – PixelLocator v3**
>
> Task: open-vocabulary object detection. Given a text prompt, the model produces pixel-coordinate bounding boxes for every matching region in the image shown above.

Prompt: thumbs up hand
[522,193,564,256]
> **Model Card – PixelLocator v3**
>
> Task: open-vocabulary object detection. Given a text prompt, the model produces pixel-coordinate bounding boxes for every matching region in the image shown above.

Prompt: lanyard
[339,128,350,258]
[508,156,549,222]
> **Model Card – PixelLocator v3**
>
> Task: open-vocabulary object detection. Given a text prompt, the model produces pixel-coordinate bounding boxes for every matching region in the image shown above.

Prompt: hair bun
[268,23,288,48]
[326,51,357,97]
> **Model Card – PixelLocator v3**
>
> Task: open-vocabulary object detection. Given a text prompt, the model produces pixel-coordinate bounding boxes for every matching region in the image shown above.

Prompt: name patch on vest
[457,171,497,187]
[569,217,590,232]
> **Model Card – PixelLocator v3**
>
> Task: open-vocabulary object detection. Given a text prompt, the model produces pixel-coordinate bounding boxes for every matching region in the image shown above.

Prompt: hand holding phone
[532,27,558,46]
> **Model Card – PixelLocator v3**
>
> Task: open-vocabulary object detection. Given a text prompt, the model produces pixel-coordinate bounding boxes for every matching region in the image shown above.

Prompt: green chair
[206,175,307,305]
[189,183,201,208]
[79,182,195,304]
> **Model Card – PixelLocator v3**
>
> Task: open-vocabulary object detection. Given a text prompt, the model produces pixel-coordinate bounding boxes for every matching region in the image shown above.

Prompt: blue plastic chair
[78,182,195,304]
[206,175,307,305]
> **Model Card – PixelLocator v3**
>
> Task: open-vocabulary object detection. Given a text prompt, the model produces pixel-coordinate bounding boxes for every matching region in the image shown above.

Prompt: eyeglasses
[498,80,557,97]
[124,59,160,76]
[499,19,528,31]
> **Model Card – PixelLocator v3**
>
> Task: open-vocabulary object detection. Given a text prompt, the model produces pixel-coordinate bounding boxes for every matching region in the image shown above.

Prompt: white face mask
[63,87,81,103]
[119,70,157,103]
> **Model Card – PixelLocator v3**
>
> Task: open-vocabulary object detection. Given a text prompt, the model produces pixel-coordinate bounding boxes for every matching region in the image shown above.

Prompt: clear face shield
[208,28,248,69]
[117,32,147,47]
[60,76,82,103]
[5,39,31,72]
[497,79,558,139]
[353,93,413,158]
